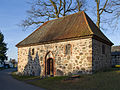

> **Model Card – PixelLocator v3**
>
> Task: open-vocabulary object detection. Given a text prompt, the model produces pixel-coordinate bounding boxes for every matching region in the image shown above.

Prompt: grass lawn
[11,72,40,81]
[12,68,120,90]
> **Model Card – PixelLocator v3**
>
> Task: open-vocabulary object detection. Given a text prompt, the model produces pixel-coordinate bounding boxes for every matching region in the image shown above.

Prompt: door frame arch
[44,51,55,76]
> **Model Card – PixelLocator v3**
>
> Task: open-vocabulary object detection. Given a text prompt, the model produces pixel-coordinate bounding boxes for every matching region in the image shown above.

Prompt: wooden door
[47,58,53,75]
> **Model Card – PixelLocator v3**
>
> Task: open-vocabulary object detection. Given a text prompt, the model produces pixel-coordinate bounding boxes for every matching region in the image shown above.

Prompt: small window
[102,45,105,54]
[32,48,34,55]
[65,44,71,55]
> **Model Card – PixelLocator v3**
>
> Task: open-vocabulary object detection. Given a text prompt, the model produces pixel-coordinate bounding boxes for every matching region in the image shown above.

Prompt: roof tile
[16,11,113,47]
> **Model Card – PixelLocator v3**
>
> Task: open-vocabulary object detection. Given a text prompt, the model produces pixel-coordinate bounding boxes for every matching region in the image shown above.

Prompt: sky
[0,0,120,61]
[0,0,33,60]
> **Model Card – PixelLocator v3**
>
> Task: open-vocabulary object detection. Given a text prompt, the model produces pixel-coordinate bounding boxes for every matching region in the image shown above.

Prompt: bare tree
[100,0,120,30]
[21,0,86,29]
[111,0,120,24]
[95,0,113,28]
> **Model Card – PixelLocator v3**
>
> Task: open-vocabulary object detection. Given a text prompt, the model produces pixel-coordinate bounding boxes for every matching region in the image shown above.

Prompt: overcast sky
[0,0,120,61]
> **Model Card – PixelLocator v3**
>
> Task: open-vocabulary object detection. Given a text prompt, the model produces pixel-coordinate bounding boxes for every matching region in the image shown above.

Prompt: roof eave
[92,35,114,46]
[16,35,93,48]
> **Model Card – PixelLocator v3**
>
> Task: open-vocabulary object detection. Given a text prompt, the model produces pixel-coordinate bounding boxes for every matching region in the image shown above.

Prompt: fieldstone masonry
[18,38,93,76]
[92,39,111,71]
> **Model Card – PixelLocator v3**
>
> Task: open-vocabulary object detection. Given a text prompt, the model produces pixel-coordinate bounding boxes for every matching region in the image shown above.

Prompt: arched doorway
[47,58,54,76]
[45,51,55,76]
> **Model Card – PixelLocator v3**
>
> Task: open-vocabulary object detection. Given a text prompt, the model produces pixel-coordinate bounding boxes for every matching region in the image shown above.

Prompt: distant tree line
[0,31,7,64]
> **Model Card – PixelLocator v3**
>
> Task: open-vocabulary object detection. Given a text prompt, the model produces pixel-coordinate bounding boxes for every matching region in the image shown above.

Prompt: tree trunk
[96,1,100,28]
[63,0,66,16]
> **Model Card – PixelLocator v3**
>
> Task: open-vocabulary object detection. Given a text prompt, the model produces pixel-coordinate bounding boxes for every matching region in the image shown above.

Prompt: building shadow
[21,49,92,76]
[23,49,41,76]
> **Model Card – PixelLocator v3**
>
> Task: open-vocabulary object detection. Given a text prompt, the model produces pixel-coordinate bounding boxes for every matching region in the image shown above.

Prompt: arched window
[65,44,71,55]
[32,48,34,55]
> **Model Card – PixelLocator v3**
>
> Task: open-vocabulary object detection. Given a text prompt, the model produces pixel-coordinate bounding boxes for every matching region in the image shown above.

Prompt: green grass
[12,68,120,90]
[11,72,40,81]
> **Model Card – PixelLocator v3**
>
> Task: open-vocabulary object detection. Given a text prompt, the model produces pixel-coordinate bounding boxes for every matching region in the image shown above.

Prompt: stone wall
[92,39,111,72]
[18,38,92,76]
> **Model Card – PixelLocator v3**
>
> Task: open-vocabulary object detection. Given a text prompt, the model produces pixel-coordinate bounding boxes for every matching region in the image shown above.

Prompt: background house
[0,62,4,67]
[111,46,120,65]
[0,59,17,68]
[9,58,18,68]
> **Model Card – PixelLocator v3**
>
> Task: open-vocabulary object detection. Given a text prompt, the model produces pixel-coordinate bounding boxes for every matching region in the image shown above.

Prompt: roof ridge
[82,12,93,35]
[45,11,84,23]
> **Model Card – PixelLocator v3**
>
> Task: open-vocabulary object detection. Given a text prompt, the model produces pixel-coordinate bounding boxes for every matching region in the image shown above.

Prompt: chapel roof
[16,11,113,47]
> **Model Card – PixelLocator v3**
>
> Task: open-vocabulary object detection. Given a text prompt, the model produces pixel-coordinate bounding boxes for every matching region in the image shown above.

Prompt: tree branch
[63,0,66,16]
[58,0,62,16]
[49,0,59,18]
[99,0,108,15]
[76,0,82,11]
[20,0,86,29]
[99,8,113,13]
